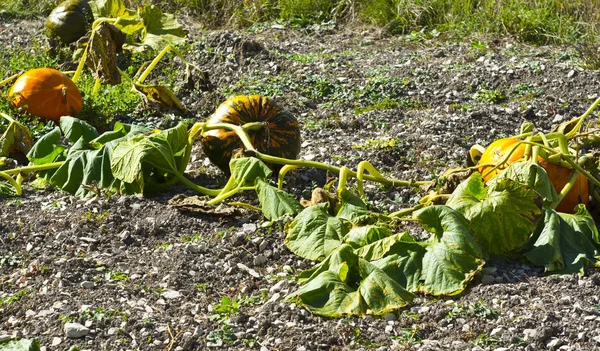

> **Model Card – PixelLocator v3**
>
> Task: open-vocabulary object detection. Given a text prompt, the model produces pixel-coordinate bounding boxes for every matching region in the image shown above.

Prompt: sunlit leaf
[133,83,186,112]
[255,178,303,220]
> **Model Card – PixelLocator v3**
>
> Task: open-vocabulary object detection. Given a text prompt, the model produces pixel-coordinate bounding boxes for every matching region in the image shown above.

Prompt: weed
[475,87,506,104]
[181,233,204,242]
[353,137,399,150]
[472,333,501,347]
[445,299,499,323]
[196,283,210,292]
[391,326,422,346]
[512,83,542,100]
[469,40,488,58]
[0,252,20,267]
[0,289,33,307]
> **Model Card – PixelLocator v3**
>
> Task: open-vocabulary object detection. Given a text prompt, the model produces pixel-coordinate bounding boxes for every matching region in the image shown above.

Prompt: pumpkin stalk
[549,169,581,210]
[0,171,21,196]
[137,44,172,85]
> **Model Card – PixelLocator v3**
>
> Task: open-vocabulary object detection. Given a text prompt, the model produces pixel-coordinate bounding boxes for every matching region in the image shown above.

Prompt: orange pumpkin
[9,68,82,122]
[478,138,589,213]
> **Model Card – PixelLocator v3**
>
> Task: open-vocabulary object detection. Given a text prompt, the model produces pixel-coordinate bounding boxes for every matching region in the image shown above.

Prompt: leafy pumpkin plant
[477,137,589,213]
[3,95,600,319]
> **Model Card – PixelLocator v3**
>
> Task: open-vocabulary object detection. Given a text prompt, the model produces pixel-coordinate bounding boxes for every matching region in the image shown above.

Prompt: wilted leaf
[133,83,186,112]
[413,205,485,295]
[285,203,352,261]
[86,21,126,85]
[446,172,542,255]
[524,207,600,274]
[343,225,395,249]
[0,120,33,157]
[89,0,142,35]
[111,122,188,184]
[134,4,188,51]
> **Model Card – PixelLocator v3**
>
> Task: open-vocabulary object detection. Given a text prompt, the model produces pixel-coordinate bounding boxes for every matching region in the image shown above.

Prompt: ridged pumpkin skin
[201,95,301,173]
[46,0,94,44]
[9,68,83,122]
[478,137,589,213]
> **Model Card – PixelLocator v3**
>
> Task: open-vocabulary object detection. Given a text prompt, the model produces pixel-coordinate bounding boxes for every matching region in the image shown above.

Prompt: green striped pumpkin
[201,95,301,173]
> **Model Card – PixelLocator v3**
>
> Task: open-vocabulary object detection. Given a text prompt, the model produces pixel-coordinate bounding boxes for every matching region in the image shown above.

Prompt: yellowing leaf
[133,83,186,112]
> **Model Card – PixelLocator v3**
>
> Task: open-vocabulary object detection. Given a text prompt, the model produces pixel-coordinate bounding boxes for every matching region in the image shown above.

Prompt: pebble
[161,290,182,299]
[64,322,90,338]
[523,328,538,341]
[80,281,94,289]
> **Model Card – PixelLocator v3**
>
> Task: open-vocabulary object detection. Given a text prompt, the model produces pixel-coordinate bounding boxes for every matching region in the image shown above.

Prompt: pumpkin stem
[61,86,68,104]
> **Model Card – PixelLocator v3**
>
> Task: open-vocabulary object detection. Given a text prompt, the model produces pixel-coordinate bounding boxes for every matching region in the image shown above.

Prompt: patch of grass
[445,299,499,323]
[512,83,542,100]
[0,289,33,307]
[472,333,502,347]
[475,87,506,104]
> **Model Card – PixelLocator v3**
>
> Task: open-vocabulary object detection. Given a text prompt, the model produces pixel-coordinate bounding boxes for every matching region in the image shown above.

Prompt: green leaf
[287,271,364,317]
[229,157,272,187]
[297,244,361,285]
[524,207,600,274]
[60,117,99,143]
[0,181,16,197]
[284,203,352,261]
[344,225,395,249]
[489,161,560,207]
[0,120,33,158]
[336,189,377,225]
[446,172,542,255]
[49,123,151,196]
[413,205,485,295]
[255,178,303,220]
[288,258,414,317]
[0,338,41,351]
[355,232,414,261]
[357,259,415,315]
[134,4,188,51]
[111,122,188,184]
[27,127,66,165]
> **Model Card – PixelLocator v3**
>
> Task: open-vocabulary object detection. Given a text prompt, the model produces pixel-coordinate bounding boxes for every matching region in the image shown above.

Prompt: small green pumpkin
[46,0,94,44]
[201,95,301,174]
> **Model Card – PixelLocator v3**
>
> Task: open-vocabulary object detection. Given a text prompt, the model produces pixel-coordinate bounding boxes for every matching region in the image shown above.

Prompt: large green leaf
[229,157,272,187]
[357,259,415,315]
[355,232,413,261]
[288,258,414,317]
[343,225,395,249]
[111,122,188,184]
[297,244,361,285]
[48,123,151,196]
[0,338,40,351]
[446,172,542,255]
[524,207,600,274]
[284,203,352,261]
[336,189,378,225]
[60,116,99,143]
[27,127,65,166]
[489,161,560,207]
[287,271,364,317]
[89,0,142,35]
[134,5,188,51]
[255,178,303,220]
[413,205,485,295]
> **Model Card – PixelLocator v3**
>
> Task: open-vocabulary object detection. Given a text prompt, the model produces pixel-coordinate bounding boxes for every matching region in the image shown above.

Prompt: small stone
[462,323,470,332]
[64,322,90,338]
[490,327,504,337]
[107,327,119,336]
[254,255,268,266]
[51,337,61,346]
[161,290,181,299]
[567,70,576,78]
[237,263,260,278]
[523,328,538,341]
[547,338,563,350]
[269,280,285,293]
[80,281,94,289]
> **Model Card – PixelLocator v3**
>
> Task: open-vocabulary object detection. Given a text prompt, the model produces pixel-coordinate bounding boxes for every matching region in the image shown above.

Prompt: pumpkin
[46,0,94,44]
[478,137,589,213]
[201,95,301,173]
[9,68,83,122]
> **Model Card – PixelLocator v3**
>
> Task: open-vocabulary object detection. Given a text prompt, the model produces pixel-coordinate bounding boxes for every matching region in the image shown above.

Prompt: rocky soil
[2,17,600,351]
